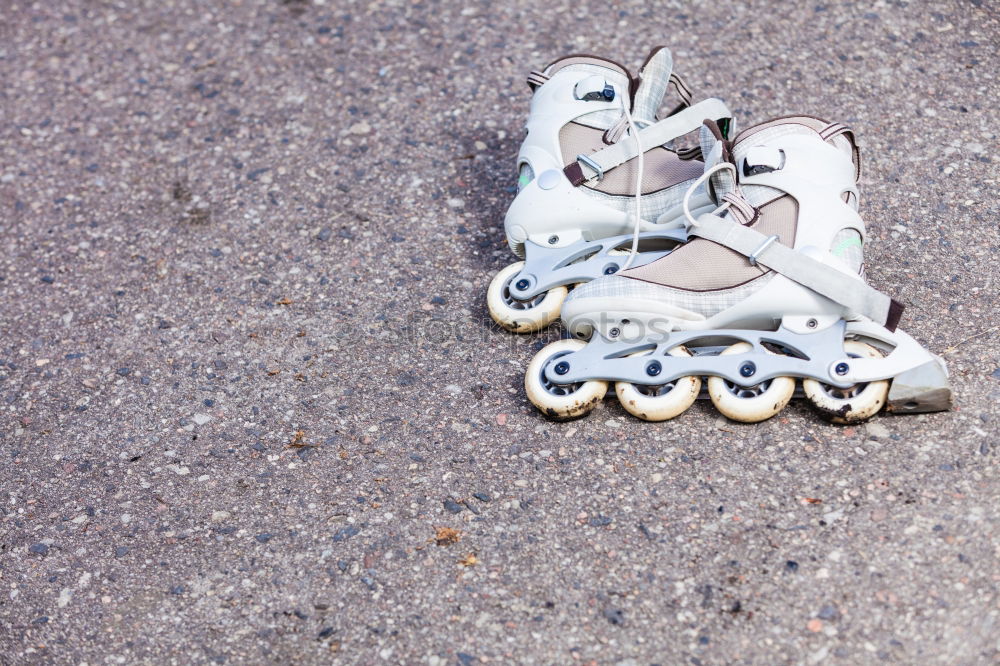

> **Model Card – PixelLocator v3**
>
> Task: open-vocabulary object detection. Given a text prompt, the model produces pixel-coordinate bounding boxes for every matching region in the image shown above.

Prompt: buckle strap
[564,97,732,185]
[688,213,903,331]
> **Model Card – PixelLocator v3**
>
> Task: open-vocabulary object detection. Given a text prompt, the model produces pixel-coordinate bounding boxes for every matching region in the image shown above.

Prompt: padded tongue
[631,47,674,126]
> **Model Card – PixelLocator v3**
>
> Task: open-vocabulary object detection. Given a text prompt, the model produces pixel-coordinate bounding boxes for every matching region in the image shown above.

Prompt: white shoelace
[683,161,737,228]
[617,101,645,272]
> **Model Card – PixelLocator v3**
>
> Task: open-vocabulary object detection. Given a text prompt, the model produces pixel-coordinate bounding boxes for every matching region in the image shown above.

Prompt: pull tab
[742,146,785,176]
[574,75,615,102]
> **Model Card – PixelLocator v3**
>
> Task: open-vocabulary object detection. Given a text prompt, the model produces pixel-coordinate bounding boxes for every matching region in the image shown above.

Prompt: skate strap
[688,213,904,331]
[564,97,732,186]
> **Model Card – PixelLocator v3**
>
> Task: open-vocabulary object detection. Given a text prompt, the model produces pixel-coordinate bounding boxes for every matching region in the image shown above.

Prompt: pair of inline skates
[487,47,952,424]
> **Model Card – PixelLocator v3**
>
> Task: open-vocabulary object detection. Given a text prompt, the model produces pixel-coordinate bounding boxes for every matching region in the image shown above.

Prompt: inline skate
[487,46,732,332]
[525,116,953,423]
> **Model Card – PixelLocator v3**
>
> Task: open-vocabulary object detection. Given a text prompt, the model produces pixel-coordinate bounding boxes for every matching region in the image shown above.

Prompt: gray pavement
[1,0,999,663]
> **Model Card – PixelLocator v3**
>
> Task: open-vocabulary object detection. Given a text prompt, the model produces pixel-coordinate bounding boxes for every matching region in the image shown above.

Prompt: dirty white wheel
[525,339,607,420]
[708,342,795,423]
[487,262,568,333]
[803,341,889,424]
[615,347,701,422]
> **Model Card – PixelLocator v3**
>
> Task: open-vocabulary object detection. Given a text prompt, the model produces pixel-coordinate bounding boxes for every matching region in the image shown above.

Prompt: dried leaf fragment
[287,430,315,448]
[434,527,461,546]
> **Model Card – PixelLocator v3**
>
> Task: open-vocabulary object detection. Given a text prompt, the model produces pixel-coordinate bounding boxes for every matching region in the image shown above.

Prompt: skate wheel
[803,341,889,424]
[615,347,700,422]
[487,262,568,333]
[525,339,607,420]
[708,342,795,423]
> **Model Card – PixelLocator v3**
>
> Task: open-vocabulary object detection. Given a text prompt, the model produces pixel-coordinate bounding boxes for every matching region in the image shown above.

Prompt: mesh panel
[831,228,863,273]
[565,272,776,319]
[559,123,703,196]
[577,177,702,224]
[517,163,534,192]
[621,195,799,291]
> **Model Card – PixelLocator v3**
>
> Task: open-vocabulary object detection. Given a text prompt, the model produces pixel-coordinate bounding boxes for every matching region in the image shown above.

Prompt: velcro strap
[688,213,904,331]
[565,98,731,184]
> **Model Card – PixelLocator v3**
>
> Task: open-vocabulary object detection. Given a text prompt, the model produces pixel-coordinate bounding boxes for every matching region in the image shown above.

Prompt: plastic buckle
[576,154,604,182]
[748,235,779,267]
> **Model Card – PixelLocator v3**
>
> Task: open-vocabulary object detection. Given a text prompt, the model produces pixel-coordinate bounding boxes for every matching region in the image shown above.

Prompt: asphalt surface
[1,1,998,664]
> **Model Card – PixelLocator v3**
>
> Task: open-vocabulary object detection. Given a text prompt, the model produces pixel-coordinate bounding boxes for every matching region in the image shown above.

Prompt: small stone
[35,359,50,367]
[457,653,476,666]
[496,413,507,426]
[255,533,273,543]
[212,511,231,522]
[443,499,464,514]
[116,367,131,376]
[603,607,625,626]
[818,604,840,620]
[29,543,49,555]
[474,140,487,151]
[865,422,890,440]
[349,121,372,135]
[472,492,491,502]
[807,618,823,632]
[169,585,185,595]
[114,546,129,558]
[589,515,613,527]
[203,399,214,407]
[193,413,212,425]
[332,526,360,542]
[317,227,332,241]
[447,198,465,209]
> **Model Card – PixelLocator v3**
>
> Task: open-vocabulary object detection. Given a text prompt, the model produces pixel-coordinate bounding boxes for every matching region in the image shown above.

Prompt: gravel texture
[1,0,998,664]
